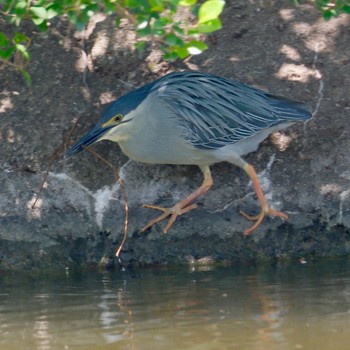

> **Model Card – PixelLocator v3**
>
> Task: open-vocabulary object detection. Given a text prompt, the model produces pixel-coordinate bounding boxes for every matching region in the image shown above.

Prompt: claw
[238,163,289,235]
[240,206,288,236]
[141,203,198,234]
[140,165,213,234]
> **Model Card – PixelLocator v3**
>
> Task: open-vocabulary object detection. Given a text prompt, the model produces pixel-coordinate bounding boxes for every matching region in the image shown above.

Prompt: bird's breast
[117,132,194,164]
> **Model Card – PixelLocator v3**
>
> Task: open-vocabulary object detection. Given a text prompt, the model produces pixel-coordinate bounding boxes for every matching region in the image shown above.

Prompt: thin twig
[84,147,129,258]
[32,117,81,209]
[33,117,129,258]
[115,3,137,25]
[81,28,90,93]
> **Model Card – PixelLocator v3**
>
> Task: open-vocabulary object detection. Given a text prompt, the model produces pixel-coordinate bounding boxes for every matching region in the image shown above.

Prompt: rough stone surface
[1,1,350,271]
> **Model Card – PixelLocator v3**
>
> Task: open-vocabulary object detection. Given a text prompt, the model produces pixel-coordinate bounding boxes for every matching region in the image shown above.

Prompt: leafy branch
[294,0,350,19]
[0,0,226,85]
[1,0,349,85]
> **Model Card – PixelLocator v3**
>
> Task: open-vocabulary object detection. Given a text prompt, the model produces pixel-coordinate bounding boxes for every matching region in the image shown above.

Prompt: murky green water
[1,259,350,350]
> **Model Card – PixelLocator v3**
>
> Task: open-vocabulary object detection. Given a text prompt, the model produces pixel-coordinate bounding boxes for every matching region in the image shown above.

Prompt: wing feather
[152,72,311,149]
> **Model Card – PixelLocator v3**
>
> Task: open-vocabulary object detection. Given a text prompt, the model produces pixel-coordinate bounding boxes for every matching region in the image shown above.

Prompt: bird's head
[65,80,155,158]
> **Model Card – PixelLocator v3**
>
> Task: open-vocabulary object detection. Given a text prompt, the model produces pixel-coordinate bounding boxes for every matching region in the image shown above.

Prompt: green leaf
[30,6,48,24]
[32,17,46,26]
[114,17,121,27]
[12,0,27,25]
[137,25,152,37]
[0,47,15,60]
[15,44,30,60]
[179,0,197,5]
[21,69,32,87]
[68,11,77,26]
[322,9,332,20]
[198,0,225,24]
[152,28,166,36]
[149,0,164,12]
[168,1,178,13]
[186,40,208,55]
[165,33,183,46]
[103,1,115,14]
[176,46,190,59]
[153,18,166,30]
[197,18,222,33]
[13,32,29,44]
[37,21,49,31]
[127,0,150,10]
[342,5,350,14]
[163,51,179,61]
[0,33,10,46]
[173,24,185,35]
[153,16,172,29]
[15,0,27,10]
[46,5,60,20]
[135,41,146,52]
[137,16,149,29]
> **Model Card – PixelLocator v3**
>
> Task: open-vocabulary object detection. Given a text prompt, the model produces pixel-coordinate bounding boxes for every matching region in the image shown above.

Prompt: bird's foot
[141,203,198,234]
[239,207,288,236]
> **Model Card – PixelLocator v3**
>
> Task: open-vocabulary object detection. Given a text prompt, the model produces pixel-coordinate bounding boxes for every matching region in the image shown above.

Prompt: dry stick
[32,117,81,209]
[84,147,129,258]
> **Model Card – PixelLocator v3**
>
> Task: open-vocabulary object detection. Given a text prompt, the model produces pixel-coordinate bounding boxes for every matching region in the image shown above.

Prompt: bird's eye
[113,114,123,123]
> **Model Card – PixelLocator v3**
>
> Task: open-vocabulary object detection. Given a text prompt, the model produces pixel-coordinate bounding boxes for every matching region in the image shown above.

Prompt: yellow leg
[240,163,288,235]
[141,165,213,234]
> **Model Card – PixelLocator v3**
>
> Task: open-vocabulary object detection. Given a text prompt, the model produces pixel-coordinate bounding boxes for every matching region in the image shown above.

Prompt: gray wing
[153,72,311,150]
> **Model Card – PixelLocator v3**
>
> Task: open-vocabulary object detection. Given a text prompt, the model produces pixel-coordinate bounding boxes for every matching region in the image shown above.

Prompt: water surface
[1,259,350,349]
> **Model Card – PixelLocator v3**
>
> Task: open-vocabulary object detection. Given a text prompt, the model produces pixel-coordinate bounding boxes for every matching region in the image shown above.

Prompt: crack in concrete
[311,43,324,119]
[94,159,132,228]
[211,154,282,213]
[338,188,350,226]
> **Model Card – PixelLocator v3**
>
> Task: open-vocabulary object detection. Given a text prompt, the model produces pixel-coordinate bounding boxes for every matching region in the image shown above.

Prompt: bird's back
[149,71,312,150]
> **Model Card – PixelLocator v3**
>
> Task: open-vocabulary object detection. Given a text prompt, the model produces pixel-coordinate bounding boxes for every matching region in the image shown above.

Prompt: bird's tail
[267,93,312,120]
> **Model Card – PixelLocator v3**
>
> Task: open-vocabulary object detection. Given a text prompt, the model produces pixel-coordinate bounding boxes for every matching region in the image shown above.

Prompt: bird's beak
[64,124,113,159]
